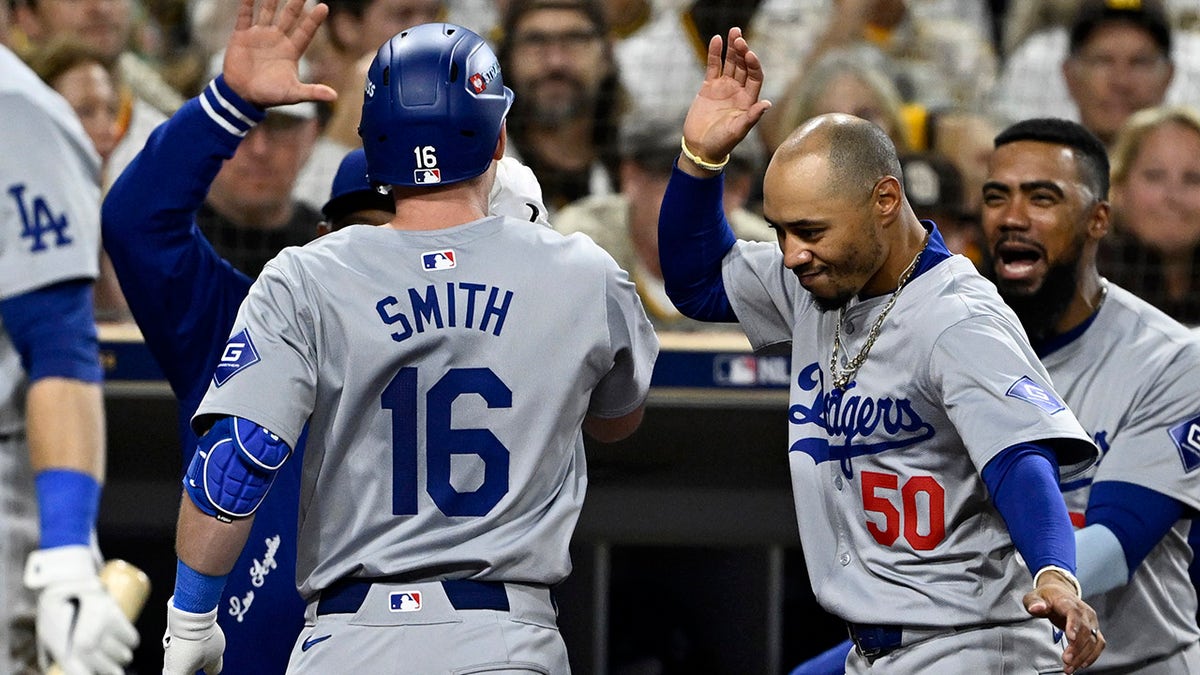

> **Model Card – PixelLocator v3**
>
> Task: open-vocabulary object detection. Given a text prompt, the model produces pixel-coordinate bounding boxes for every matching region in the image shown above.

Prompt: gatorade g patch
[214,328,261,386]
[1005,376,1066,414]
[1169,415,1200,473]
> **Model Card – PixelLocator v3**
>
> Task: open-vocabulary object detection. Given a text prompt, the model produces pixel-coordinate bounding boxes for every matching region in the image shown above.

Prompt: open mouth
[994,241,1045,282]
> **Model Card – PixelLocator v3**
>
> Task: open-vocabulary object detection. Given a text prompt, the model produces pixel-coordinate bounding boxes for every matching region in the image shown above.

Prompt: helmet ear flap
[359,23,513,188]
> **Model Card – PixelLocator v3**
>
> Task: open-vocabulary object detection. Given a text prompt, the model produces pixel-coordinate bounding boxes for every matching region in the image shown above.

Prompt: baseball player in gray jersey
[658,29,1106,673]
[1,16,139,675]
[160,2,657,673]
[984,117,1200,674]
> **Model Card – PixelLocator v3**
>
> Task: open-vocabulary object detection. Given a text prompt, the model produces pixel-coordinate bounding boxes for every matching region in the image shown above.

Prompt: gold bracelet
[1034,565,1082,598]
[680,136,730,171]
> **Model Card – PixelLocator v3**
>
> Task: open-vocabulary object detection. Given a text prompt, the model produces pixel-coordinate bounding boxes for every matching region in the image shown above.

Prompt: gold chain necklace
[829,233,930,390]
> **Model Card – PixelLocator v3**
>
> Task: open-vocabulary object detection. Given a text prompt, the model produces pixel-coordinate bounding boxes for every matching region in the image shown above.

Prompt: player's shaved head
[773,113,903,202]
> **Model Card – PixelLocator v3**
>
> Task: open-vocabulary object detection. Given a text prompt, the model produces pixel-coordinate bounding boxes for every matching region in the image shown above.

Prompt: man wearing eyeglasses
[496,0,622,215]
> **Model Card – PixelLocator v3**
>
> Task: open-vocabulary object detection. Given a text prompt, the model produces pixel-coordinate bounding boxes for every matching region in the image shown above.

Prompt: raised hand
[679,26,773,175]
[222,0,338,109]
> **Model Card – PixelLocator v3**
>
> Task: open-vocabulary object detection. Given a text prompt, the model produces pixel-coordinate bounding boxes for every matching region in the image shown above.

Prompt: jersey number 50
[861,470,945,550]
[382,367,510,517]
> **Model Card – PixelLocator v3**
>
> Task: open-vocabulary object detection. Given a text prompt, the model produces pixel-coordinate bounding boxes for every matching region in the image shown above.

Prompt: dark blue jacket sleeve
[657,164,738,321]
[983,442,1076,575]
[101,76,262,421]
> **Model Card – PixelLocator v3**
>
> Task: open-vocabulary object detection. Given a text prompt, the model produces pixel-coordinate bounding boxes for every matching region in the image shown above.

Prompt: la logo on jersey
[1004,376,1066,414]
[213,328,260,386]
[422,250,456,270]
[1169,414,1200,472]
[389,591,422,612]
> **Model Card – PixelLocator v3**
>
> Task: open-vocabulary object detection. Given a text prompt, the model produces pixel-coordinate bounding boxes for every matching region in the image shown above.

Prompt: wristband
[680,136,730,171]
[1034,565,1082,599]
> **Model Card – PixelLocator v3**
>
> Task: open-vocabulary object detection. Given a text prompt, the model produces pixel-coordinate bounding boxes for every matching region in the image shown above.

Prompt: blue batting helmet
[359,23,514,187]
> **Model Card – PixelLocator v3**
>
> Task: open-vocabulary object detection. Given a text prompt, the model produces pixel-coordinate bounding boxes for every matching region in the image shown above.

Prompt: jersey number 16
[382,367,510,518]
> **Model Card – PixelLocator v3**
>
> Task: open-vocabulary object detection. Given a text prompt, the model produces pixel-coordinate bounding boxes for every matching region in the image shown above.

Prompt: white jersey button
[834,475,843,490]
[839,553,851,566]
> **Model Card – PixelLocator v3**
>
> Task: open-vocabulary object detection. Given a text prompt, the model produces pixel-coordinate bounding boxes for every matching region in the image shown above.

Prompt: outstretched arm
[163,1,332,673]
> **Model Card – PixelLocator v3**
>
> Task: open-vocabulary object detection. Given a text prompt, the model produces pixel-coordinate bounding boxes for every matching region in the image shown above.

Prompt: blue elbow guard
[184,416,291,521]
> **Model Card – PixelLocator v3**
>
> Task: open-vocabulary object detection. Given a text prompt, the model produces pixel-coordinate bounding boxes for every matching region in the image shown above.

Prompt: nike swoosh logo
[302,634,332,651]
[525,202,541,223]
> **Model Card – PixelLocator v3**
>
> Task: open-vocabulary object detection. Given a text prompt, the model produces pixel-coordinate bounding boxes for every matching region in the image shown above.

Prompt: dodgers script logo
[788,362,934,477]
[213,328,260,386]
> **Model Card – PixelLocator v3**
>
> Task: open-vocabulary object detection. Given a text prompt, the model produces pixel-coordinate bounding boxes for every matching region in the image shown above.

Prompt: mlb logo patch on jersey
[422,250,456,270]
[389,591,422,612]
[1168,415,1200,473]
[414,168,441,184]
[213,328,260,387]
[1005,376,1065,414]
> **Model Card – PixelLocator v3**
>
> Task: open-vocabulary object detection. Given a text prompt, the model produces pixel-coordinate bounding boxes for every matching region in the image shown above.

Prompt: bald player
[658,29,1105,673]
[101,5,552,675]
[158,5,657,673]
[790,119,1200,675]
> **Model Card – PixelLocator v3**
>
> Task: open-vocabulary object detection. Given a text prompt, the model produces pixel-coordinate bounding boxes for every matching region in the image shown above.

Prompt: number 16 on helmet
[359,23,515,189]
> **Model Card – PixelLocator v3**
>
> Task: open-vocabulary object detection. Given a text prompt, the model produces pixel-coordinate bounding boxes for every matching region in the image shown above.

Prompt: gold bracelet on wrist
[680,136,730,171]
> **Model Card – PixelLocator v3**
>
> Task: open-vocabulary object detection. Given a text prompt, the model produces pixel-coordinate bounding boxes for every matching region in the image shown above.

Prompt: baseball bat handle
[44,559,152,675]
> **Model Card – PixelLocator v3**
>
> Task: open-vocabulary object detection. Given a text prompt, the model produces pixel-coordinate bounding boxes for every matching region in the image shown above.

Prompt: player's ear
[1086,200,1110,241]
[875,175,902,223]
[493,121,507,161]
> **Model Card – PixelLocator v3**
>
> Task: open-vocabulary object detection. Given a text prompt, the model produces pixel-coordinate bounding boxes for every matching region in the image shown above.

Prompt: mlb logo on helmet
[422,249,456,270]
[389,591,422,612]
[414,168,442,184]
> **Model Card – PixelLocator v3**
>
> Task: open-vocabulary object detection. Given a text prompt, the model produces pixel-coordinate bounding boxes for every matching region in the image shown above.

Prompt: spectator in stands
[766,44,910,153]
[1102,104,1200,325]
[497,0,623,214]
[199,63,322,278]
[992,0,1200,147]
[554,114,771,331]
[615,0,766,126]
[899,152,985,268]
[29,38,119,166]
[12,0,179,190]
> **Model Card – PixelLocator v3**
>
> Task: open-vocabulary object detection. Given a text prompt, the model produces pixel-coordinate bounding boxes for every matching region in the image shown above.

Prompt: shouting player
[157,5,657,674]
[658,29,1105,673]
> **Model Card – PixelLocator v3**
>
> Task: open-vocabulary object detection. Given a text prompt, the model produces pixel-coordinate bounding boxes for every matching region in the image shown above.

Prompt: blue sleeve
[657,163,738,321]
[1087,481,1183,574]
[982,442,1075,575]
[0,279,101,383]
[101,76,260,414]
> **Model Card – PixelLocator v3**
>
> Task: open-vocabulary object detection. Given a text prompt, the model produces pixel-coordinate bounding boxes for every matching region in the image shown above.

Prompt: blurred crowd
[7,0,1199,327]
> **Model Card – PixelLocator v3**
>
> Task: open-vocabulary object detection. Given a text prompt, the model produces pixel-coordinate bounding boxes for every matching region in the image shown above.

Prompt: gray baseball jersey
[721,240,1096,630]
[194,215,657,598]
[0,44,101,674]
[1048,284,1200,670]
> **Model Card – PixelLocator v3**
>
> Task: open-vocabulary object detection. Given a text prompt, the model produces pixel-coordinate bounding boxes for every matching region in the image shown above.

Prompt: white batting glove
[24,545,139,675]
[163,597,225,675]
